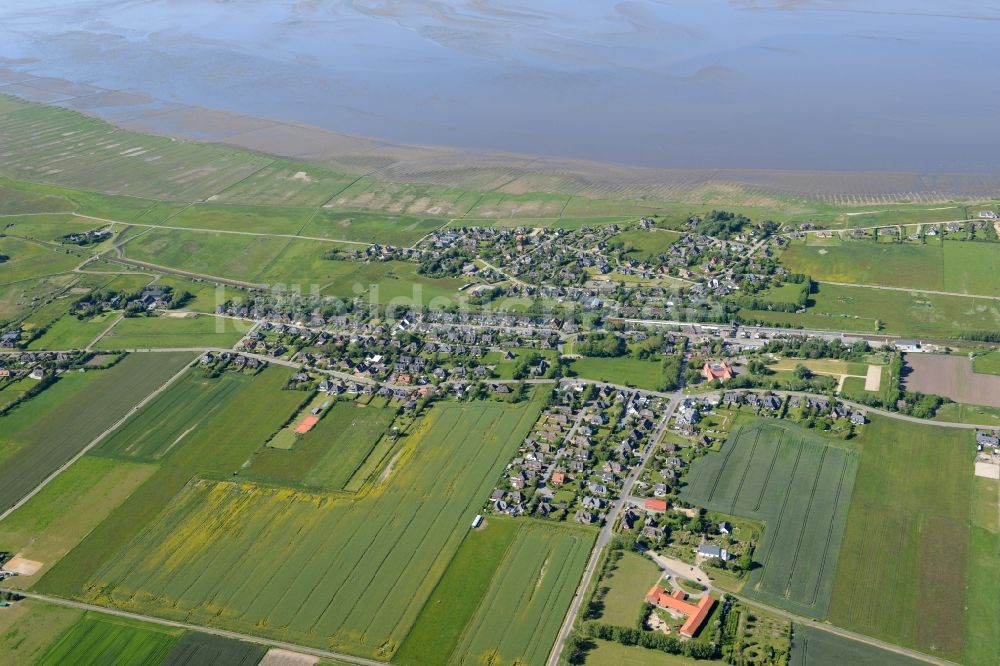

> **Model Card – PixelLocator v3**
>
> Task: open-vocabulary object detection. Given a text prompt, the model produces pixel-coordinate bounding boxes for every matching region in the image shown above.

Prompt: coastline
[2,66,1000,205]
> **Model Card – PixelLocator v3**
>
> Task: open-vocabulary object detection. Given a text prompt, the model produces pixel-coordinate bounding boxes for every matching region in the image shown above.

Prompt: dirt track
[903,354,1000,408]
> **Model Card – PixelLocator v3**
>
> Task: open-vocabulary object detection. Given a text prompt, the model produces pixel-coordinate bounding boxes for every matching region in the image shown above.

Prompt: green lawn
[570,355,669,391]
[596,551,662,626]
[681,420,858,618]
[35,613,182,666]
[583,639,707,666]
[93,314,246,350]
[829,417,973,660]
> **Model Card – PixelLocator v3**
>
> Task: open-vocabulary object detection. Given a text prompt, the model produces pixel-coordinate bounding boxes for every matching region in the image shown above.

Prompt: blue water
[1,0,998,172]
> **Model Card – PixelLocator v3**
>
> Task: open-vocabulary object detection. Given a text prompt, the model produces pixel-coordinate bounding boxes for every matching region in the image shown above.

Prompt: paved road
[546,395,680,666]
[0,353,199,522]
[0,590,387,666]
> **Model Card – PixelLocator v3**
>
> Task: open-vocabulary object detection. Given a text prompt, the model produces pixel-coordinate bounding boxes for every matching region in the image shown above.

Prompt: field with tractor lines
[76,398,543,658]
[449,521,594,666]
[682,420,858,618]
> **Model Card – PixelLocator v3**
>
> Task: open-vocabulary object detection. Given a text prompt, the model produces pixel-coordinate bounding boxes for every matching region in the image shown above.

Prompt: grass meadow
[682,420,858,618]
[93,314,246,350]
[27,312,117,350]
[962,477,1000,666]
[71,398,543,658]
[829,417,973,660]
[972,350,1000,375]
[595,551,662,627]
[570,355,669,391]
[0,351,192,512]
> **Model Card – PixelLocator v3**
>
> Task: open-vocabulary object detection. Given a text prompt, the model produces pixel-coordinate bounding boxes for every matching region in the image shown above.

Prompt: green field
[72,398,543,657]
[0,351,192,512]
[682,420,858,617]
[27,312,117,350]
[829,417,973,660]
[0,455,154,586]
[304,209,445,245]
[972,350,1000,375]
[780,239,1000,297]
[37,366,303,597]
[156,202,314,235]
[448,521,595,666]
[35,613,182,666]
[570,356,670,391]
[962,478,1000,666]
[247,398,396,490]
[611,228,682,261]
[0,235,83,282]
[161,632,267,666]
[933,402,1000,427]
[0,598,83,664]
[789,625,925,666]
[740,282,1000,338]
[93,313,246,350]
[582,639,709,666]
[596,551,662,627]
[95,371,249,461]
[395,517,522,666]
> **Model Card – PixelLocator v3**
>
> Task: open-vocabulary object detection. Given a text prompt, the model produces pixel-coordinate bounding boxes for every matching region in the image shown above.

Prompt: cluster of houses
[484,384,668,525]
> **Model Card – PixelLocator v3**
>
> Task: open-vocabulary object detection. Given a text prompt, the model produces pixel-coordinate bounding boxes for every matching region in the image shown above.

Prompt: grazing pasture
[156,202,313,235]
[449,521,595,666]
[77,398,543,657]
[0,455,153,586]
[93,313,246,350]
[0,234,82,282]
[35,613,182,666]
[95,371,248,461]
[789,625,924,666]
[162,632,267,666]
[248,398,396,490]
[0,351,192,512]
[903,353,1000,408]
[682,420,858,617]
[211,159,357,207]
[829,418,973,660]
